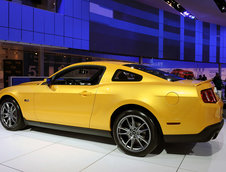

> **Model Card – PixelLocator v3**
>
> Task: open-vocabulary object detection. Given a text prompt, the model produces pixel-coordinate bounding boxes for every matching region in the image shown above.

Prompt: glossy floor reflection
[0,119,225,172]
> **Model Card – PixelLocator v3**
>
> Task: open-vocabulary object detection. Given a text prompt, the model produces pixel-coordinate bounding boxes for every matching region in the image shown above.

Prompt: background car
[0,61,224,157]
[171,69,194,79]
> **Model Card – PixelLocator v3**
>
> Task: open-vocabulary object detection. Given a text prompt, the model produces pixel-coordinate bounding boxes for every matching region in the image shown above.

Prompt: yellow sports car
[0,61,224,156]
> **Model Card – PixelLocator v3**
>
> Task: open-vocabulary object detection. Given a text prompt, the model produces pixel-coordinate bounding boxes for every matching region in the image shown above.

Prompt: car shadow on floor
[27,126,223,157]
[151,141,223,156]
[29,126,116,145]
[152,142,196,155]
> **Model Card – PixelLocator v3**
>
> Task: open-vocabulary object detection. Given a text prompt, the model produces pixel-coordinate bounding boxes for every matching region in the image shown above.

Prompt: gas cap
[165,92,179,105]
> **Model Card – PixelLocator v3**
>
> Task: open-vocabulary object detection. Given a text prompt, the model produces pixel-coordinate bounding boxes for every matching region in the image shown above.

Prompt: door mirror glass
[46,78,52,86]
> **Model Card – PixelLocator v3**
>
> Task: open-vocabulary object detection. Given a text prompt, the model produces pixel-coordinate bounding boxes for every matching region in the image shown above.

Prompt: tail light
[201,88,217,103]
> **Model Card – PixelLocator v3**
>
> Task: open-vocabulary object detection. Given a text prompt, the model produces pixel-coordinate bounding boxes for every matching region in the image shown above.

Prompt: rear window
[124,64,184,82]
[112,69,142,81]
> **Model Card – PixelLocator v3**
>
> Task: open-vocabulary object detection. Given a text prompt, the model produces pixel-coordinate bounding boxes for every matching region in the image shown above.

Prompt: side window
[112,69,142,82]
[52,66,105,85]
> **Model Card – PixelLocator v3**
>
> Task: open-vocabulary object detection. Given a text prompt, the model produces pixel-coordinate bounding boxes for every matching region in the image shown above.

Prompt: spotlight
[183,11,190,16]
[214,0,226,12]
[163,0,196,19]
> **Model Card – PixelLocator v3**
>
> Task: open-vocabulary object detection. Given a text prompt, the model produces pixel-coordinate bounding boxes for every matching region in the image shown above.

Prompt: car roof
[64,61,136,69]
[49,61,135,78]
[72,61,131,66]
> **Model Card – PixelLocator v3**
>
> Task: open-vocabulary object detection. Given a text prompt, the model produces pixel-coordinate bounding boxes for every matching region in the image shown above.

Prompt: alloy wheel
[116,115,151,152]
[0,102,18,128]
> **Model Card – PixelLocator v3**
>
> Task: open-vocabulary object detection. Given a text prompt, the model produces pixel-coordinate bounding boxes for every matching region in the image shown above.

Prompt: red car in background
[171,69,194,79]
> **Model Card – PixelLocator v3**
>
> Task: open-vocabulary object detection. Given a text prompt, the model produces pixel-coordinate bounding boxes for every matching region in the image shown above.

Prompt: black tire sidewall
[0,98,25,131]
[113,110,159,157]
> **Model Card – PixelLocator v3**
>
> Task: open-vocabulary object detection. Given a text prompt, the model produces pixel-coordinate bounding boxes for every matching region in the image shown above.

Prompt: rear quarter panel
[90,76,221,135]
[89,80,199,133]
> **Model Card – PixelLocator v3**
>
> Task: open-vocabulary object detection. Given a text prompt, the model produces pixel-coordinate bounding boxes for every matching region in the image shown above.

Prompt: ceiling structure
[136,0,226,26]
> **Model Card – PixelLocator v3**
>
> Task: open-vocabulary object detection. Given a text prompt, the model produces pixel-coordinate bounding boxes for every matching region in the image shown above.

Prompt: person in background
[212,73,223,99]
[197,75,202,80]
[202,74,207,81]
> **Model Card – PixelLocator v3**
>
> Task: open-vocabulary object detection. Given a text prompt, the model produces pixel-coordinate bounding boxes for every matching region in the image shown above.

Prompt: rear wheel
[113,110,159,157]
[0,98,25,131]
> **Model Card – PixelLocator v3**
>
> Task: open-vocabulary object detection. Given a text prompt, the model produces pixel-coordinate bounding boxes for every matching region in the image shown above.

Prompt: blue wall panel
[73,39,82,49]
[180,16,184,60]
[9,3,21,29]
[55,14,64,36]
[209,24,217,63]
[45,34,55,45]
[64,0,73,17]
[82,0,89,21]
[64,16,73,37]
[220,26,226,63]
[65,37,73,48]
[9,28,21,42]
[34,8,45,33]
[0,1,8,27]
[164,32,180,41]
[82,21,89,40]
[82,40,89,50]
[74,0,82,19]
[0,27,8,40]
[91,0,158,23]
[34,32,44,44]
[22,30,33,43]
[73,19,82,39]
[0,0,89,51]
[195,20,203,62]
[55,36,64,47]
[22,5,33,31]
[44,11,54,34]
[91,13,158,37]
[57,0,64,14]
[158,10,163,58]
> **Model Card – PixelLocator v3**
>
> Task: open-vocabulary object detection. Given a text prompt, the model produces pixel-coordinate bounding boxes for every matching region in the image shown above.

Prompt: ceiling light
[163,0,196,19]
[214,0,226,13]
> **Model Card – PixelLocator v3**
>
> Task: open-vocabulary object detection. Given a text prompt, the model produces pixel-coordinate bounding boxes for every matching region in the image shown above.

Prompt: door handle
[80,91,91,97]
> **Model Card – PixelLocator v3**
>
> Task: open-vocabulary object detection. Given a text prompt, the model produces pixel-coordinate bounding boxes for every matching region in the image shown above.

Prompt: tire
[0,98,25,131]
[113,110,159,157]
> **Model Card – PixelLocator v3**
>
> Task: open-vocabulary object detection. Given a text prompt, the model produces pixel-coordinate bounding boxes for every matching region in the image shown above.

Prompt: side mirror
[45,78,52,86]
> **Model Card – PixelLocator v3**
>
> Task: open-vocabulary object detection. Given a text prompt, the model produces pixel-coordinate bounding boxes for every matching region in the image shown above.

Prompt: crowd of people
[197,74,207,81]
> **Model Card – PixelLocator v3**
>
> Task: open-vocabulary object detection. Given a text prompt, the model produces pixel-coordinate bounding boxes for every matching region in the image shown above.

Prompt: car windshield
[124,64,184,82]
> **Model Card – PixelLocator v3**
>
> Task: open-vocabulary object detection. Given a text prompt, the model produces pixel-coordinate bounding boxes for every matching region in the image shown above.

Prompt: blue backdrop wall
[89,0,226,63]
[0,0,226,64]
[0,0,89,50]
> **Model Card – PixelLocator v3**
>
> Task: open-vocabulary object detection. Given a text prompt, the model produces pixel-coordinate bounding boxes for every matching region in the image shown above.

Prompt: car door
[34,65,106,128]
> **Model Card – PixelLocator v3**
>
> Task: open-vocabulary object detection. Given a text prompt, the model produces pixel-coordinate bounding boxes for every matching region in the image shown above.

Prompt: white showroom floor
[0,119,225,172]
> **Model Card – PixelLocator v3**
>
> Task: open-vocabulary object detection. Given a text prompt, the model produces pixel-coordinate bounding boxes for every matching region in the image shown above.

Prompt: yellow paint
[0,61,223,135]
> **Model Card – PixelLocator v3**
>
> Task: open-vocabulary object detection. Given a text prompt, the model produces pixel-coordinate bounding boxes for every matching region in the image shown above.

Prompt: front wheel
[0,98,25,131]
[113,110,159,157]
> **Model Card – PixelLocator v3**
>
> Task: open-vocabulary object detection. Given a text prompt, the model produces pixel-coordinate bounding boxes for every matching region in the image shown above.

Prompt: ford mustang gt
[0,61,224,156]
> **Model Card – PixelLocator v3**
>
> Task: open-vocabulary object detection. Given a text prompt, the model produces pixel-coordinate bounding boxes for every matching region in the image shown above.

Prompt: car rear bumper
[164,119,224,143]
